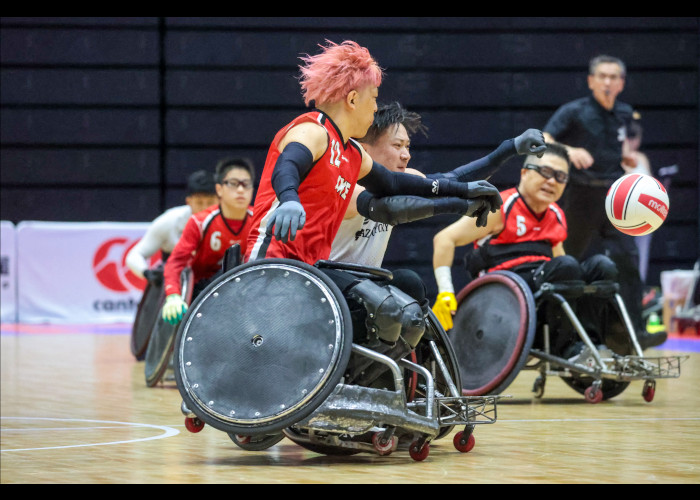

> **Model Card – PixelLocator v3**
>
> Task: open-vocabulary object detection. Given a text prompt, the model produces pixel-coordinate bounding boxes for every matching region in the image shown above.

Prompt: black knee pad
[387,285,425,348]
[347,279,403,344]
[346,280,426,346]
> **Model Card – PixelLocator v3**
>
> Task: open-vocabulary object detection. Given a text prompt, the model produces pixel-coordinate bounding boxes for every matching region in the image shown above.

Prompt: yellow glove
[162,294,188,325]
[432,292,457,331]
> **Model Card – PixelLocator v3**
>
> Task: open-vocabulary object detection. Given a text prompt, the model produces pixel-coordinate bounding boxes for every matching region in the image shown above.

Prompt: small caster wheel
[184,416,205,433]
[453,431,475,453]
[642,380,656,403]
[372,432,398,456]
[234,435,251,444]
[584,385,603,404]
[532,376,545,399]
[409,441,430,461]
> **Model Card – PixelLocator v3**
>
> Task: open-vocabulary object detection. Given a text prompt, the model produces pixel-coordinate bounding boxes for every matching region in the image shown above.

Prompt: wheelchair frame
[524,280,687,403]
[453,271,686,404]
[177,250,502,461]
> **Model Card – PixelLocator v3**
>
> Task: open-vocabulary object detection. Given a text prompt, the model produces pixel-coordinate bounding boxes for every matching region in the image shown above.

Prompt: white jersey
[126,204,192,278]
[329,214,393,268]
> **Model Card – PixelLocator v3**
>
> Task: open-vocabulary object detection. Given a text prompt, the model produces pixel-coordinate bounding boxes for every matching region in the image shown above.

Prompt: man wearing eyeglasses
[432,144,619,341]
[541,55,663,349]
[161,157,256,325]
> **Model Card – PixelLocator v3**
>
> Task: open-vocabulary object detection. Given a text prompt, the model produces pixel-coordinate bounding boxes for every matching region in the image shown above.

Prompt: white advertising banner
[1,221,18,323]
[16,221,152,324]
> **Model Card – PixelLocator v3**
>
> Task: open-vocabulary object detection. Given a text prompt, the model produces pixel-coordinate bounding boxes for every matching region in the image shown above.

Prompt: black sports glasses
[524,164,569,184]
[221,179,253,189]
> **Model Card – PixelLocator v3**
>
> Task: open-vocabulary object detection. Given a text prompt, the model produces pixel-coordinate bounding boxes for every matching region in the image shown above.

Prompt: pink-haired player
[245,40,502,266]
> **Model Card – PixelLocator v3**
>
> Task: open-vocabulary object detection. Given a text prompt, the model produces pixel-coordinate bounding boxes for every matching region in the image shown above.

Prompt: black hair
[186,170,216,195]
[523,142,571,169]
[359,101,428,145]
[215,157,256,184]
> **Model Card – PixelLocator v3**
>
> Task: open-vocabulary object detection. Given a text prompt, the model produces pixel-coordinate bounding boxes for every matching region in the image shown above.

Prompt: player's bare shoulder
[279,121,329,160]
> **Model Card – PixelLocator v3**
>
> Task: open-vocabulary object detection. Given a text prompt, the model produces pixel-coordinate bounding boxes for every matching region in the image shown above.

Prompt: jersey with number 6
[245,111,364,265]
[164,204,254,296]
[476,187,567,272]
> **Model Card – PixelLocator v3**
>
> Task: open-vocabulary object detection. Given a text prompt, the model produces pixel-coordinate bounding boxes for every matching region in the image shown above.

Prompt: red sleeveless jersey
[245,111,364,265]
[476,187,568,272]
[164,204,254,296]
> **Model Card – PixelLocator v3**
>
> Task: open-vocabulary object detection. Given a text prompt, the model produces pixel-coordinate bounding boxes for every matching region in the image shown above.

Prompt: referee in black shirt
[543,54,667,350]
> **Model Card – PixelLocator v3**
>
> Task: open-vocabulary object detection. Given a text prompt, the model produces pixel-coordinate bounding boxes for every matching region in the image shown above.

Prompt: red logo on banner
[92,238,160,293]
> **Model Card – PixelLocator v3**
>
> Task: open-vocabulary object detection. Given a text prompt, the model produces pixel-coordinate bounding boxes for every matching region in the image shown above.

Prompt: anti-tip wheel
[409,441,430,461]
[184,416,205,433]
[642,380,656,403]
[453,431,476,453]
[584,385,604,404]
[372,432,398,456]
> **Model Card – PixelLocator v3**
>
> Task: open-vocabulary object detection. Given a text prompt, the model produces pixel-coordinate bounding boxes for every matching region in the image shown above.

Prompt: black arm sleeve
[357,161,438,197]
[270,142,315,203]
[426,138,516,182]
[356,190,479,226]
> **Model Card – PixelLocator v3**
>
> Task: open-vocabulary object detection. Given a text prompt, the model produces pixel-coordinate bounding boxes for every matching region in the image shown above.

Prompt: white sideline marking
[0,417,180,452]
[499,417,700,423]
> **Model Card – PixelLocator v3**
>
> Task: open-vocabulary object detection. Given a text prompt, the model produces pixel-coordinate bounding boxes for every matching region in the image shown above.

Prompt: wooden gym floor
[1,323,699,484]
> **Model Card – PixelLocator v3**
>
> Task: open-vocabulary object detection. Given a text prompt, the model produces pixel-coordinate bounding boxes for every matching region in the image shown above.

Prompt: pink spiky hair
[298,40,383,107]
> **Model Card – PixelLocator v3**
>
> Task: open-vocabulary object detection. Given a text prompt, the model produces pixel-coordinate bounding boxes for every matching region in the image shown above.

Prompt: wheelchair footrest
[530,348,688,381]
[412,395,504,428]
[611,355,688,380]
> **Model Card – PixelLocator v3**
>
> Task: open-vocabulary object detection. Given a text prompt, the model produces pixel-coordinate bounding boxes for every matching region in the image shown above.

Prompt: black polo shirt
[543,96,634,186]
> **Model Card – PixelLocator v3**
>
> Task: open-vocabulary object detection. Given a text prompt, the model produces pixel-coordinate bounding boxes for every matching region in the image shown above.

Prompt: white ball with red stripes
[605,173,669,236]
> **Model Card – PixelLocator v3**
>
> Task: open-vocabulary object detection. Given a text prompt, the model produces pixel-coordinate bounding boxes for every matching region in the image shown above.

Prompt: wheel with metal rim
[174,258,354,436]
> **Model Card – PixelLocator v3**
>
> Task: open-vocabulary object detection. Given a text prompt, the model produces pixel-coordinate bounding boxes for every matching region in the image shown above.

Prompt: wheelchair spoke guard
[450,271,537,395]
[174,258,353,436]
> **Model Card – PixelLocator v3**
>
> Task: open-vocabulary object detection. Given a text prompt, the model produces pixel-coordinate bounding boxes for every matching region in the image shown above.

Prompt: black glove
[437,178,503,212]
[473,200,492,228]
[265,200,306,244]
[455,197,492,228]
[455,198,489,219]
[143,268,163,287]
[514,129,547,157]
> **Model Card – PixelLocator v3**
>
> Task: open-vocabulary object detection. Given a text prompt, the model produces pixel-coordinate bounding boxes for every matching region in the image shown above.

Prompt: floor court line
[0,417,180,453]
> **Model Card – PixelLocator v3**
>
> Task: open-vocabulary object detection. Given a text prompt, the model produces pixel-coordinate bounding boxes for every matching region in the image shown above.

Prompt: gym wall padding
[1,17,697,297]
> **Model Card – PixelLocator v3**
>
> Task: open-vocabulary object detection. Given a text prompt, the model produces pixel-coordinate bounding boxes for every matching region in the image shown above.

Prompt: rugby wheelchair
[174,246,502,461]
[449,270,687,403]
